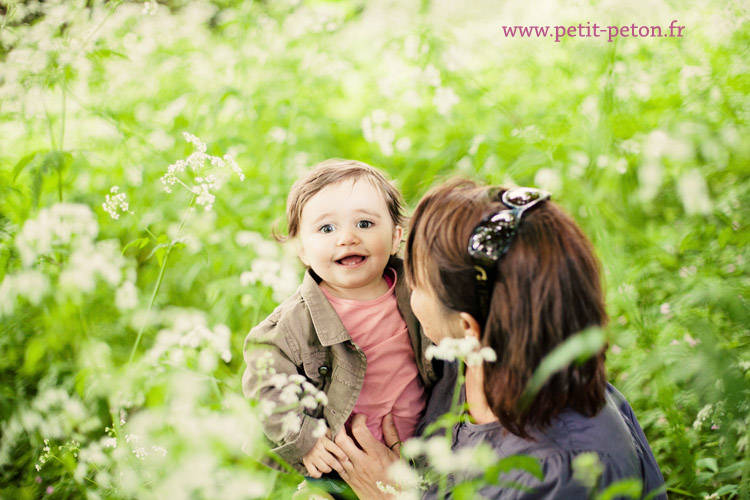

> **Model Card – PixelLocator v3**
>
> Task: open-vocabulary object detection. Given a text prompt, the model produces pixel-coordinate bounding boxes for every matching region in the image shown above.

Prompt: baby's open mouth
[336,255,366,266]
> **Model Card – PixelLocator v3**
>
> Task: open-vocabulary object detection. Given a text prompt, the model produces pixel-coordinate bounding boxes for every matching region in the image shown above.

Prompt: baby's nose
[337,229,360,245]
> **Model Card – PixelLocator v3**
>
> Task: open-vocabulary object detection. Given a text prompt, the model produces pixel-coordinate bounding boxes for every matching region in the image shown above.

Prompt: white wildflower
[465,347,497,366]
[102,186,132,220]
[426,337,496,366]
[678,169,712,215]
[377,481,400,495]
[258,399,276,418]
[151,445,167,457]
[433,86,459,115]
[160,133,244,209]
[387,460,421,488]
[421,64,441,87]
[281,413,302,435]
[693,404,713,429]
[193,182,216,211]
[115,281,138,311]
[183,132,207,153]
[268,126,287,143]
[142,0,158,15]
[15,204,98,267]
[534,168,562,194]
[300,395,318,410]
[395,137,412,152]
[16,269,50,305]
[269,374,289,389]
[312,419,328,439]
[280,384,302,405]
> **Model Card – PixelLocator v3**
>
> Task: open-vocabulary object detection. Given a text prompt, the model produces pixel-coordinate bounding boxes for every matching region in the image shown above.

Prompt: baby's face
[297,179,402,300]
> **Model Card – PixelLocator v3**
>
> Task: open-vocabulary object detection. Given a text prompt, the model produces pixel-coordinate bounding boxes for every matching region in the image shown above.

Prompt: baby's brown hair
[278,159,405,241]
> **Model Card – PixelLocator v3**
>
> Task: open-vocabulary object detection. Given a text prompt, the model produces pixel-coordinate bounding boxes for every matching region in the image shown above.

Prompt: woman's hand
[335,414,403,500]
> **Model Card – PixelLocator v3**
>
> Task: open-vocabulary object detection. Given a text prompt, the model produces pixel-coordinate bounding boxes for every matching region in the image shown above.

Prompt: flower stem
[127,245,170,366]
[127,195,195,366]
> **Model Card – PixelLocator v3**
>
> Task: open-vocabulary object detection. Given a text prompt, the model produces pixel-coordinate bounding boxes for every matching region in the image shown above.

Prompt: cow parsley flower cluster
[401,437,498,476]
[1,204,128,316]
[144,308,233,373]
[102,186,133,220]
[425,337,497,366]
[261,372,329,437]
[361,109,409,156]
[236,230,300,303]
[14,203,98,267]
[160,132,244,211]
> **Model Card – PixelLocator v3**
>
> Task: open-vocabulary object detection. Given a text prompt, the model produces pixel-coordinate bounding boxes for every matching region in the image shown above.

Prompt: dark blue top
[418,362,667,499]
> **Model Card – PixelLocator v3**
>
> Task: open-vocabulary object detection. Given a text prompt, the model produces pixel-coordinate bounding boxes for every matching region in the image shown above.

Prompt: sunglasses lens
[469,216,514,259]
[489,211,517,225]
[505,188,541,206]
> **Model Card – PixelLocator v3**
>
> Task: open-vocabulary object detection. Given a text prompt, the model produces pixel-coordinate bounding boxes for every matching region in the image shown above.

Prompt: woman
[333,179,666,499]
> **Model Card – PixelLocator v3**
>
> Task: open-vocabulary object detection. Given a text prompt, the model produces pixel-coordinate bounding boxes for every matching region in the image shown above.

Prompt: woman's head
[406,178,608,437]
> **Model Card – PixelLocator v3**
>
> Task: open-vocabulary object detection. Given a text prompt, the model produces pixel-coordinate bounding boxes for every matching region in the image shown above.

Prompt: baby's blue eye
[357,220,373,229]
[319,224,335,234]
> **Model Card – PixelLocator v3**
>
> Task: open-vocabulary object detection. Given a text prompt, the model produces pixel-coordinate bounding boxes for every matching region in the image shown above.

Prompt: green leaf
[452,482,481,499]
[422,411,468,438]
[485,454,544,483]
[86,48,130,61]
[122,237,151,255]
[596,479,642,500]
[712,484,738,496]
[12,151,44,182]
[147,235,172,266]
[521,327,606,406]
[696,457,719,474]
[643,485,668,500]
[22,337,46,374]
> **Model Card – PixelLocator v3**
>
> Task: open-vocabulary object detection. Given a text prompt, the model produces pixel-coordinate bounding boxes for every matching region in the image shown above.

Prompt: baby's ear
[294,239,309,266]
[391,225,404,255]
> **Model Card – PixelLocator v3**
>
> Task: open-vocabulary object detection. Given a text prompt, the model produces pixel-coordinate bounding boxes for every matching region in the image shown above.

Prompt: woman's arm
[335,414,402,500]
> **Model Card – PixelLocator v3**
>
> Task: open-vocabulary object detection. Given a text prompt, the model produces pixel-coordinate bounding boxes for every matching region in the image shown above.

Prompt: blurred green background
[1,0,749,498]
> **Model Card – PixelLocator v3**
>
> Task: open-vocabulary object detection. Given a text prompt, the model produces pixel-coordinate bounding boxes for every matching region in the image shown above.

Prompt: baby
[242,159,437,478]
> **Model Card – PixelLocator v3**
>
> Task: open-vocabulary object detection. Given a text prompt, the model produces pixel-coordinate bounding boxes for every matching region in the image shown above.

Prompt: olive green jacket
[242,256,438,474]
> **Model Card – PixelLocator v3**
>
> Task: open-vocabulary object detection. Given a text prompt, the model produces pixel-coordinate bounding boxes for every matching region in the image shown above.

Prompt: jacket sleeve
[242,311,320,473]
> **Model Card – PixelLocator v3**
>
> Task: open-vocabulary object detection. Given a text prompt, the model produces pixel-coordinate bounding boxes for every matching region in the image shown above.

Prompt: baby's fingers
[318,450,343,474]
[322,438,349,464]
[303,459,322,478]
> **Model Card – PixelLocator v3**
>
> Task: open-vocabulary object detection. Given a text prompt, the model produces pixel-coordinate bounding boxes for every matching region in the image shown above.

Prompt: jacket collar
[299,269,353,346]
[299,256,407,347]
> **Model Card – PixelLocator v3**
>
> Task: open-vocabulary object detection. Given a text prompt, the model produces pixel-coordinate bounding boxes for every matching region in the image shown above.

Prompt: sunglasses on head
[467,187,551,324]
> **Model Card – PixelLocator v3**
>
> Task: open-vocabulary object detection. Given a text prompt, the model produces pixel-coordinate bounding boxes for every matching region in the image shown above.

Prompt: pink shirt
[321,268,427,442]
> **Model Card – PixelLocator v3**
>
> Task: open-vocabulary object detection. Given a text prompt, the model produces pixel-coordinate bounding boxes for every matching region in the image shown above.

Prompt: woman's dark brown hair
[405,178,608,438]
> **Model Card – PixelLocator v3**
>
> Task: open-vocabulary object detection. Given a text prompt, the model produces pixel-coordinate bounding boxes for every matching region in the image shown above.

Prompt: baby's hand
[302,433,348,478]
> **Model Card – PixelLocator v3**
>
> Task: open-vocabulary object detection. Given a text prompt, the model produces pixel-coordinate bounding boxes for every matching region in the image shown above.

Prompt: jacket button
[318,365,330,376]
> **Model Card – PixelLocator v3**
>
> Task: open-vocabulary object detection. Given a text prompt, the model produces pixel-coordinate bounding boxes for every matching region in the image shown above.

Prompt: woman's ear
[458,312,481,340]
[391,225,404,255]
